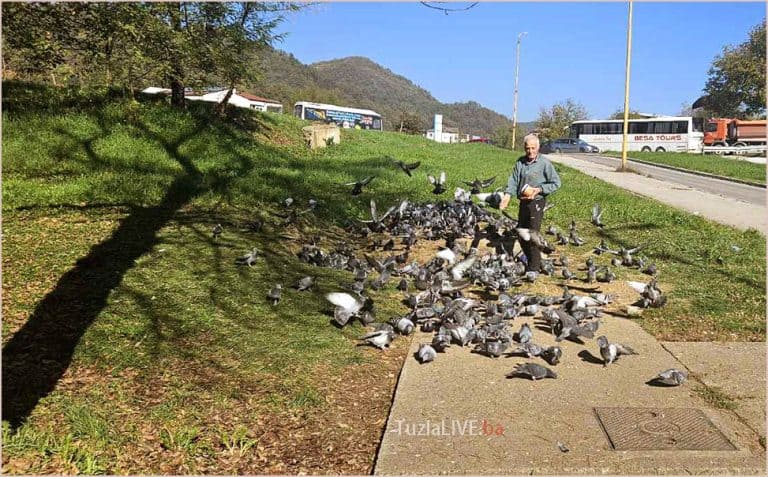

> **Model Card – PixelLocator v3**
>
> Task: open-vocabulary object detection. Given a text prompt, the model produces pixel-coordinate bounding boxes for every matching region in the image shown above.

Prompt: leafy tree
[534,98,588,142]
[608,109,646,120]
[702,21,766,118]
[396,111,425,134]
[2,2,303,107]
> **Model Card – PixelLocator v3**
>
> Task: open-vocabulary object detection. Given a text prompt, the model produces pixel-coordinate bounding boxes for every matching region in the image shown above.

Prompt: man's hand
[521,187,540,200]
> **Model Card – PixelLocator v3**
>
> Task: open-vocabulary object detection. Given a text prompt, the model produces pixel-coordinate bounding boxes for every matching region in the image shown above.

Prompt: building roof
[427,127,460,134]
[238,91,282,105]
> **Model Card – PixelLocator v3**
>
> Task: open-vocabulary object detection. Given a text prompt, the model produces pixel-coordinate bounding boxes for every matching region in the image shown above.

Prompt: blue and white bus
[570,116,704,153]
[293,101,383,131]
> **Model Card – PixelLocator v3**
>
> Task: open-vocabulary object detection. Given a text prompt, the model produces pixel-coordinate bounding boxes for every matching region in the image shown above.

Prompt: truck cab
[703,118,730,146]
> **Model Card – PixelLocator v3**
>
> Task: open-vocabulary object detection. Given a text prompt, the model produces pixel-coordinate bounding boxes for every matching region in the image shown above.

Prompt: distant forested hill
[253,48,529,139]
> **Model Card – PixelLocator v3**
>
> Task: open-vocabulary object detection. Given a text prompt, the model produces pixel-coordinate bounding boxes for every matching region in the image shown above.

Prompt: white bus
[293,101,383,131]
[570,116,704,153]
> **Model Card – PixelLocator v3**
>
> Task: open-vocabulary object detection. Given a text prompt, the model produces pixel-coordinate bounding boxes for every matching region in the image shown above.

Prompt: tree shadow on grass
[1,102,284,429]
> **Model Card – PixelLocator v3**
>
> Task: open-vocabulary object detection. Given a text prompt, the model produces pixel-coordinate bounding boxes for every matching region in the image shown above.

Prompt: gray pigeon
[541,346,563,365]
[360,330,394,350]
[431,334,451,352]
[344,176,374,196]
[428,171,447,194]
[235,247,259,267]
[325,292,373,326]
[417,344,437,363]
[517,323,533,344]
[267,284,282,305]
[506,363,558,380]
[473,340,508,358]
[391,158,421,176]
[212,223,223,240]
[513,341,543,358]
[596,335,637,366]
[654,368,688,386]
[392,316,415,335]
[296,276,315,291]
[591,203,604,228]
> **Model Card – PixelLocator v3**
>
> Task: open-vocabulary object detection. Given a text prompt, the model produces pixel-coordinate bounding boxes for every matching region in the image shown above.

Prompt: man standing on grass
[502,133,561,278]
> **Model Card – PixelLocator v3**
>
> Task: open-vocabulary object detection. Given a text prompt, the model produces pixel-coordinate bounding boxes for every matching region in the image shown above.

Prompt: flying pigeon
[463,176,496,194]
[344,176,374,196]
[506,363,558,380]
[428,171,447,194]
[627,278,667,308]
[359,199,397,232]
[516,228,555,253]
[391,158,421,176]
[326,292,373,326]
[267,284,282,305]
[653,368,688,386]
[454,187,472,202]
[596,335,638,366]
[474,191,505,209]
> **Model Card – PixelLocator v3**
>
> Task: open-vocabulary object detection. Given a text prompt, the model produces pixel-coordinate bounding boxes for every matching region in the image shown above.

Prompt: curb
[597,154,766,189]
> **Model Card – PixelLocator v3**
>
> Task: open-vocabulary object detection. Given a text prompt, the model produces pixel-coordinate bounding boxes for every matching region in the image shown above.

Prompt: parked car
[541,138,599,153]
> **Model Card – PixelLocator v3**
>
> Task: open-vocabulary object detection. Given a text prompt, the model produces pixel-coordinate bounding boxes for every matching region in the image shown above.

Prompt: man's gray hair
[523,134,540,147]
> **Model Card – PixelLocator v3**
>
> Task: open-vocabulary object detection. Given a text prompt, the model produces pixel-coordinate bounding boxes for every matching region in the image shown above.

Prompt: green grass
[694,385,738,411]
[603,150,766,185]
[2,82,765,473]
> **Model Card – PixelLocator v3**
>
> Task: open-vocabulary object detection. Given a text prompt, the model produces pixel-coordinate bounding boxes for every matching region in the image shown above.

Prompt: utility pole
[620,0,634,171]
[511,31,527,151]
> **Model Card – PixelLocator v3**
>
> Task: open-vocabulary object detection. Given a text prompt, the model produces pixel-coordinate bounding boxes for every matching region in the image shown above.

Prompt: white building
[185,89,283,113]
[425,127,462,143]
[141,87,283,113]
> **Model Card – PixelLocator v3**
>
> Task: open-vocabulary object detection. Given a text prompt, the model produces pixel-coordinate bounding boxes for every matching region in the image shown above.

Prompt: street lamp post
[620,0,634,171]
[512,31,527,151]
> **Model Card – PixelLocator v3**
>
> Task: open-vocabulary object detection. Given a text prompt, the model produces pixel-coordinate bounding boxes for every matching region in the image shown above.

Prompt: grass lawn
[603,150,766,185]
[2,82,765,474]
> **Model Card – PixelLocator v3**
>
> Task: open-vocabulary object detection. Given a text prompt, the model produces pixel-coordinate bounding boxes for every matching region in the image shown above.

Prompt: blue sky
[275,1,764,122]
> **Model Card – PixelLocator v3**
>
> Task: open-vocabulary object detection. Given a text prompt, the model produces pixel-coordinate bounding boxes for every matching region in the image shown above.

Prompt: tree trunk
[171,77,184,108]
[217,80,236,115]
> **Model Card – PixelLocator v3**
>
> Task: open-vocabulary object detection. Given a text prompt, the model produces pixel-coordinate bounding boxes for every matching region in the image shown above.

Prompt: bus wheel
[641,146,651,152]
[655,147,666,152]
[555,148,561,154]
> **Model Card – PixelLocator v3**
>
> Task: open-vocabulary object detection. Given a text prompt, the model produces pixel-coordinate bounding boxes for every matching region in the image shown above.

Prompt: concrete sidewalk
[546,154,767,234]
[374,317,765,475]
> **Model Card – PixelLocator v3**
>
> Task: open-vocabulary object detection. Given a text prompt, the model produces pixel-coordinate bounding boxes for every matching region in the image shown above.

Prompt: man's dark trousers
[517,197,546,272]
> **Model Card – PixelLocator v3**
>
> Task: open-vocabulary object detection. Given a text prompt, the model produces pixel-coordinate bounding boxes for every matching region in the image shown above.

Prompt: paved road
[580,153,765,205]
[546,154,767,234]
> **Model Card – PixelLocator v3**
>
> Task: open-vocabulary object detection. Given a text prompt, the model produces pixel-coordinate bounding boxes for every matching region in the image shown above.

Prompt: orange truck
[703,118,767,146]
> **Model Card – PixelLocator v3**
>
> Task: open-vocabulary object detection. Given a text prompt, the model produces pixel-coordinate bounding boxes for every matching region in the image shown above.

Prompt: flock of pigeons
[223,157,686,387]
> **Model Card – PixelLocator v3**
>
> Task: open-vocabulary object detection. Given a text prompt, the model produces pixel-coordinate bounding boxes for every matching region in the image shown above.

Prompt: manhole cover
[594,407,736,451]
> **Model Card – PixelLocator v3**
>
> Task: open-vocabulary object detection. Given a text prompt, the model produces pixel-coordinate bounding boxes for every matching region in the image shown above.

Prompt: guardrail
[702,145,766,156]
